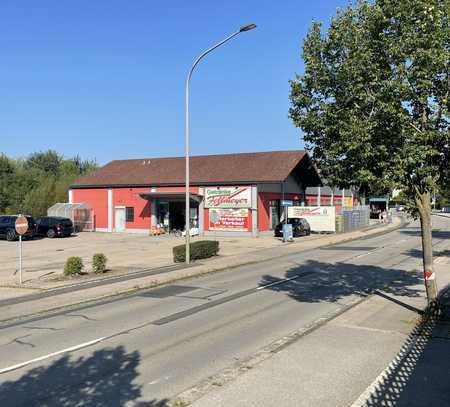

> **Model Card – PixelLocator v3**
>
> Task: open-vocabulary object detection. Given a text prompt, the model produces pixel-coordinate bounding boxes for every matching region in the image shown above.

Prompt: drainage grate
[139,285,198,298]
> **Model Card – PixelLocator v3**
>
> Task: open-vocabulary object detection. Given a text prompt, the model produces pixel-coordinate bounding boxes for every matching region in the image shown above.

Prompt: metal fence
[47,203,93,232]
[335,206,370,233]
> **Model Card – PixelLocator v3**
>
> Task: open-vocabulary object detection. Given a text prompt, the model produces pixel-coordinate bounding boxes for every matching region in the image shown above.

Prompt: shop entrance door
[269,200,280,230]
[156,200,199,233]
[169,202,185,231]
[115,207,126,232]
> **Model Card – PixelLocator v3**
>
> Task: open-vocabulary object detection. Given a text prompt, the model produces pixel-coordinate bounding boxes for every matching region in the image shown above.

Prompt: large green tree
[289,0,449,303]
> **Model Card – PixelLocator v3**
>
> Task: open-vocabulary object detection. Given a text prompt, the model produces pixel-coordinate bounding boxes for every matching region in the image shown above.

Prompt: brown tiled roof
[71,150,313,188]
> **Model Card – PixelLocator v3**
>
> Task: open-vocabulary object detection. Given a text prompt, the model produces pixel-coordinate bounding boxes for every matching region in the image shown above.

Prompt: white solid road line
[355,252,372,259]
[256,275,300,291]
[0,336,106,374]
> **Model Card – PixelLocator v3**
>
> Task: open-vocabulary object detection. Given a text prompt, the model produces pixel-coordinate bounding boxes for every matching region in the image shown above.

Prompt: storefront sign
[209,208,249,231]
[288,206,336,232]
[205,186,252,208]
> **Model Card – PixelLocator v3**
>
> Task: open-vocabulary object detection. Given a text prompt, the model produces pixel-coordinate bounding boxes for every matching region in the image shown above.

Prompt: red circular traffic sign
[15,216,29,235]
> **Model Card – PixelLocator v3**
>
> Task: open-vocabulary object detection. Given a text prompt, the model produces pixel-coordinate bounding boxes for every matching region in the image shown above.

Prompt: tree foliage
[0,150,96,216]
[289,0,449,302]
[289,0,449,200]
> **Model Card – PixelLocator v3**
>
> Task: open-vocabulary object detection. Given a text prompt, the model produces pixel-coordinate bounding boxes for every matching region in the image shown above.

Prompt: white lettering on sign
[205,187,252,208]
[15,216,29,235]
[209,208,249,231]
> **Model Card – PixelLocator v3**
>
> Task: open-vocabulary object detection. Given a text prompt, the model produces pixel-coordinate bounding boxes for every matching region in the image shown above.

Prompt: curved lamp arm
[184,23,257,264]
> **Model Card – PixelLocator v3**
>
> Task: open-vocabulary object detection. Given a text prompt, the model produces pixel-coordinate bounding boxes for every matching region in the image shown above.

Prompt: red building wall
[258,192,302,231]
[72,188,108,229]
[72,187,349,234]
[112,188,151,229]
[204,208,209,231]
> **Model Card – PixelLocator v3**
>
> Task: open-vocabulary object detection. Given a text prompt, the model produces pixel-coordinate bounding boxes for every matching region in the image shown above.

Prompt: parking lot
[0,231,294,287]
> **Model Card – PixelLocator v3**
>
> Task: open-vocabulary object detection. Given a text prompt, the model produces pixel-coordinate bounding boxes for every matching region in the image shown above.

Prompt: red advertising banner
[209,208,249,231]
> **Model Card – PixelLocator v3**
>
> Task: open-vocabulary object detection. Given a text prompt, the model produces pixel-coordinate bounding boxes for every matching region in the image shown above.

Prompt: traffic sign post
[15,215,28,285]
[19,235,22,284]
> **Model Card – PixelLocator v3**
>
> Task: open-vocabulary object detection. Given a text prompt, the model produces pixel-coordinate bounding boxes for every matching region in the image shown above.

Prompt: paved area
[188,226,450,407]
[0,231,291,286]
[0,220,399,322]
[1,220,389,290]
[0,217,448,406]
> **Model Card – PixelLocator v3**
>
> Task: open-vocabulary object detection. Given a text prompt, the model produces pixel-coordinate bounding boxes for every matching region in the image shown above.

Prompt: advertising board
[205,186,252,208]
[209,208,249,231]
[288,206,336,232]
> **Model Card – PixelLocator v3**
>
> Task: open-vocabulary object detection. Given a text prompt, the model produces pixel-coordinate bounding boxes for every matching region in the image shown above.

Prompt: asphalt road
[0,217,448,406]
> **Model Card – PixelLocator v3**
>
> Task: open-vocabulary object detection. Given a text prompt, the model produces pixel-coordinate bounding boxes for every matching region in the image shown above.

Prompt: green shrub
[173,240,219,263]
[64,256,84,276]
[92,253,107,274]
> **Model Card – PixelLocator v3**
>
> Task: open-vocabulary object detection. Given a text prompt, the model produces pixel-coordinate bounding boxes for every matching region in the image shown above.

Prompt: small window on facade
[126,207,134,222]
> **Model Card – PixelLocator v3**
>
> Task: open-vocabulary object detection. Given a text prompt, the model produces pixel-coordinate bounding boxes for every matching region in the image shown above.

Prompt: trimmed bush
[64,256,84,276]
[173,240,219,263]
[92,253,107,274]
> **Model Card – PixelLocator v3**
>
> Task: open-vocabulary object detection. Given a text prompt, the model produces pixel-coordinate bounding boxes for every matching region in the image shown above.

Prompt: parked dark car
[36,217,74,238]
[274,218,311,238]
[0,215,36,241]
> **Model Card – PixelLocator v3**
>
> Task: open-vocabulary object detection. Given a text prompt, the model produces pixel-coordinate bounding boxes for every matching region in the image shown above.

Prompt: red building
[70,150,321,236]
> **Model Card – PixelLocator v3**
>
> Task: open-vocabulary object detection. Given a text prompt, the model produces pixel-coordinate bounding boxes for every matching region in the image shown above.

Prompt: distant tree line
[0,150,97,217]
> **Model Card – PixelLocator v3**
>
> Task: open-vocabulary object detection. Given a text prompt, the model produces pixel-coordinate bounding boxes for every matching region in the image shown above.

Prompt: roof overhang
[139,192,203,203]
[369,197,389,203]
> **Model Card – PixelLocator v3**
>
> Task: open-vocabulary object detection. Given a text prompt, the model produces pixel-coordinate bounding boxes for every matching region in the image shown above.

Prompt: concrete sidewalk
[0,219,402,324]
[182,255,450,407]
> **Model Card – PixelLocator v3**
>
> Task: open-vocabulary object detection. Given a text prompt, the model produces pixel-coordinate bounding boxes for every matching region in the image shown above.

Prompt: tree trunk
[415,191,438,304]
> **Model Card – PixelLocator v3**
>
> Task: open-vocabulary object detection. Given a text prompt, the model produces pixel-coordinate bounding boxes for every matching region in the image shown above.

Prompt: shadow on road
[260,257,450,406]
[403,248,450,259]
[259,259,423,303]
[400,228,450,240]
[0,345,168,407]
[359,285,450,406]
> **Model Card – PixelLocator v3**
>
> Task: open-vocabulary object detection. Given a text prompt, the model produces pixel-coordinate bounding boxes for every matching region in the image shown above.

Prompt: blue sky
[1,1,347,164]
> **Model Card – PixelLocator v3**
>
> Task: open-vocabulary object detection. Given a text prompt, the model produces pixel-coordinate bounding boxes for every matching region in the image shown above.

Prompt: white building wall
[107,189,113,232]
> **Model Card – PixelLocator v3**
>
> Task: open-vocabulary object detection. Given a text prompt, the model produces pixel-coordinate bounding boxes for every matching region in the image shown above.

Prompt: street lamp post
[185,23,257,264]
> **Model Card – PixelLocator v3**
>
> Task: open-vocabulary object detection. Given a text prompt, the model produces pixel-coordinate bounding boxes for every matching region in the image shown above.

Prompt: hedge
[92,253,107,274]
[173,240,219,263]
[64,256,84,276]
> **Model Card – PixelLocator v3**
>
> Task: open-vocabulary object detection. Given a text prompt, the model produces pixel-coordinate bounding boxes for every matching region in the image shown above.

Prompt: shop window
[126,207,134,222]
